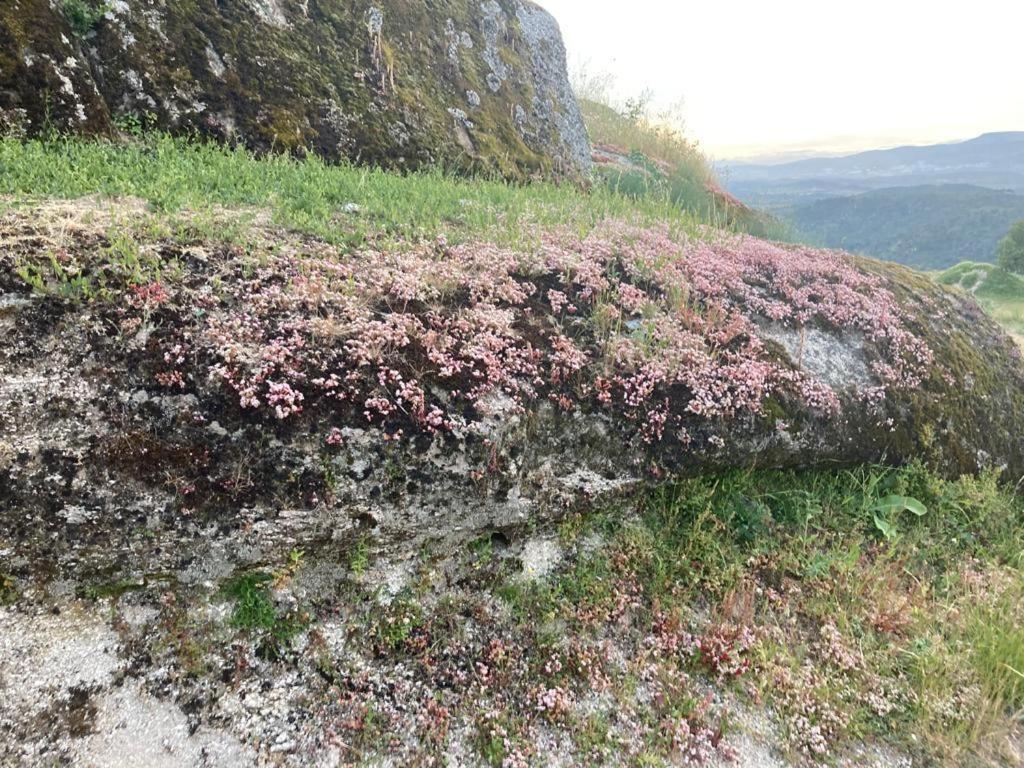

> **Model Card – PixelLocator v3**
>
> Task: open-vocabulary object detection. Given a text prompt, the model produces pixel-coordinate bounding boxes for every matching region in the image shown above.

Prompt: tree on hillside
[997,220,1024,274]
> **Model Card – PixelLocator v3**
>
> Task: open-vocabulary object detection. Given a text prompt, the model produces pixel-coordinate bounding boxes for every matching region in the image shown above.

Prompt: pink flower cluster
[533,686,572,721]
[665,716,725,765]
[136,221,933,447]
[695,623,757,681]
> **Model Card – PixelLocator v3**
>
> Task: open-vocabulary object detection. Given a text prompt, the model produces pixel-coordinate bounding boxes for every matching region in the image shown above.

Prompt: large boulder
[0,0,591,179]
[1,200,1022,595]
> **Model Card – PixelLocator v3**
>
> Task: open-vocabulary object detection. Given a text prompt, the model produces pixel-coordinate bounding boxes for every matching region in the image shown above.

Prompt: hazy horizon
[538,0,1024,161]
[713,131,1020,166]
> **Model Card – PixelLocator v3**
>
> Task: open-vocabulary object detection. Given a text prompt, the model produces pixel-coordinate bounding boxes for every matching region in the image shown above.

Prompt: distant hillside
[723,132,1024,210]
[938,262,1024,345]
[784,184,1024,269]
[939,261,1024,298]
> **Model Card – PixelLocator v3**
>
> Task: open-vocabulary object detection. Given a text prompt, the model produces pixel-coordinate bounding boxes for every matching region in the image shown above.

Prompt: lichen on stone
[0,0,593,180]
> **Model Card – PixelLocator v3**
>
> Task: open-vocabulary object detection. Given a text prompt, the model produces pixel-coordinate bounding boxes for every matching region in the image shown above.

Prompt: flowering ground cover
[7,204,937,458]
[161,222,931,443]
[99,463,1024,767]
[2,138,1023,767]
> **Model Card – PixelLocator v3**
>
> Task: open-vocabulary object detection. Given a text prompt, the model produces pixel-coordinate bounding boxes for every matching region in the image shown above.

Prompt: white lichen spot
[249,0,288,27]
[106,0,130,17]
[56,71,76,97]
[519,538,562,581]
[58,505,98,525]
[480,0,509,92]
[444,19,475,65]
[206,44,227,78]
[447,107,469,124]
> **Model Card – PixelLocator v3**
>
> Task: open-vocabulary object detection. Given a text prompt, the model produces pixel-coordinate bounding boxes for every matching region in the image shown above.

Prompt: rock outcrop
[2,200,1023,598]
[2,194,1024,766]
[0,0,591,179]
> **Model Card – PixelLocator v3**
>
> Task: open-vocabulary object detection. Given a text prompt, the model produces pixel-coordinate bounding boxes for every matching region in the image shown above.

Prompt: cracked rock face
[0,0,593,181]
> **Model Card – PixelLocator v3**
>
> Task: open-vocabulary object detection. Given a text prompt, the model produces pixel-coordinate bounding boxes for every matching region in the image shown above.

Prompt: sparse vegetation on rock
[1,9,1023,764]
[0,144,1021,768]
[60,0,110,38]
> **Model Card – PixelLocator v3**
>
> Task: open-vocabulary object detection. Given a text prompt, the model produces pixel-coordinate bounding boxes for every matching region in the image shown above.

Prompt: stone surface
[1,200,1022,600]
[0,0,592,180]
[1,199,1020,764]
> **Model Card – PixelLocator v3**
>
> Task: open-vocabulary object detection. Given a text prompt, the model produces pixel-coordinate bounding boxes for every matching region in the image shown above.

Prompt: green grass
[579,98,789,240]
[222,570,306,660]
[939,261,1024,300]
[938,261,1024,342]
[0,134,720,247]
[503,462,1024,764]
[968,581,1024,712]
[581,99,716,209]
[542,463,1022,614]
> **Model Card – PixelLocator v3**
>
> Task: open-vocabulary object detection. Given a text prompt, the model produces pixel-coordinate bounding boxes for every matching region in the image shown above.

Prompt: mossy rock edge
[0,0,592,180]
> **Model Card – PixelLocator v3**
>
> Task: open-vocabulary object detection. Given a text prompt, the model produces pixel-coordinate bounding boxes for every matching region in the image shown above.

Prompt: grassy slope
[489,463,1024,765]
[938,262,1024,345]
[579,99,785,239]
[0,135,707,247]
[1,135,1022,766]
[580,99,715,200]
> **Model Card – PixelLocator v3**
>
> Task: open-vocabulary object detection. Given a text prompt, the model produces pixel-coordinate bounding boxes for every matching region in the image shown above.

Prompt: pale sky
[538,0,1024,161]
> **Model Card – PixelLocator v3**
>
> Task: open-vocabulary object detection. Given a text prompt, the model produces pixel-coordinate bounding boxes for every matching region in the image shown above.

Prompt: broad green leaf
[873,512,897,541]
[873,495,928,517]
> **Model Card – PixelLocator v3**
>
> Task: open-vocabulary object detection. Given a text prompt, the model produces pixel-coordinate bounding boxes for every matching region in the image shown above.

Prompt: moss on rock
[2,199,1023,596]
[0,0,112,135]
[857,257,1024,478]
[0,0,592,180]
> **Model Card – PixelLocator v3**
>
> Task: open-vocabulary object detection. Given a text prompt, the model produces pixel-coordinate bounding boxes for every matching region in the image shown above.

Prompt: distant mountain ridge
[719,132,1024,270]
[725,132,1024,184]
[722,132,1024,210]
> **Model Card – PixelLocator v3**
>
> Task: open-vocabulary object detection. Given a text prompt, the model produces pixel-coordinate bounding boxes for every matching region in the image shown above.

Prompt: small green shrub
[347,535,370,575]
[62,0,110,37]
[997,219,1024,275]
[0,573,17,605]
[371,591,425,653]
[870,494,928,541]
